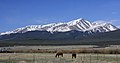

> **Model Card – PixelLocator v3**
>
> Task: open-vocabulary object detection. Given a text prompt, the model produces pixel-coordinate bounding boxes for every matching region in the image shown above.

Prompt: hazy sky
[0,0,120,32]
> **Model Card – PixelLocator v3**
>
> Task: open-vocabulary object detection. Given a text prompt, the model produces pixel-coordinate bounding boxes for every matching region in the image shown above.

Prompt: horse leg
[72,56,75,59]
[62,54,63,57]
[55,54,57,58]
[73,56,76,58]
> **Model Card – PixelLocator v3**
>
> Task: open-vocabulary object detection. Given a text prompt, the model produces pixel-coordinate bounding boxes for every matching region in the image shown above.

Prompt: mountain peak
[69,18,87,23]
[68,18,91,25]
[75,18,84,21]
[0,18,119,35]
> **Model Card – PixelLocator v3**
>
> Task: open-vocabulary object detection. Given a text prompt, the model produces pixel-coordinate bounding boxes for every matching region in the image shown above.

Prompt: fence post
[83,53,85,63]
[8,55,11,63]
[81,54,84,63]
[96,53,99,63]
[116,53,118,63]
[103,53,105,61]
[89,54,91,63]
[116,47,118,63]
[33,53,35,63]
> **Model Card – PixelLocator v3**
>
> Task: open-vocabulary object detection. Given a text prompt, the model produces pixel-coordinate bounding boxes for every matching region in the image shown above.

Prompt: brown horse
[55,52,63,58]
[72,53,76,58]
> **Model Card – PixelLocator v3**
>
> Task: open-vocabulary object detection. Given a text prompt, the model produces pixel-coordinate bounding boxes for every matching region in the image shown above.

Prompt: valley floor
[0,53,120,63]
[0,45,120,63]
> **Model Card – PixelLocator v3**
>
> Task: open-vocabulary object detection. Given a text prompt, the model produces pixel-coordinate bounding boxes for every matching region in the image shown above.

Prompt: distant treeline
[0,39,120,47]
[1,48,120,54]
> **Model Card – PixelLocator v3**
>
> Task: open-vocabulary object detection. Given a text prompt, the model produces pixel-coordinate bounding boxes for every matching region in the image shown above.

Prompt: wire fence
[0,53,120,63]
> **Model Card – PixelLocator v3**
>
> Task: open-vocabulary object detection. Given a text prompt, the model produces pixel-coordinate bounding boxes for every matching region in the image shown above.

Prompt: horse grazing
[55,52,63,58]
[72,53,76,58]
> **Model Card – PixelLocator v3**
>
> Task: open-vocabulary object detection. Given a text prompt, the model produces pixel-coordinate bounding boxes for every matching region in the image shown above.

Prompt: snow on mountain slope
[0,18,119,35]
[86,23,118,33]
[67,18,92,31]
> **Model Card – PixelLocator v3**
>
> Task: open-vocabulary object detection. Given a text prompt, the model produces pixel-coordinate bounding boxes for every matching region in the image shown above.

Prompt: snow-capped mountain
[0,18,118,35]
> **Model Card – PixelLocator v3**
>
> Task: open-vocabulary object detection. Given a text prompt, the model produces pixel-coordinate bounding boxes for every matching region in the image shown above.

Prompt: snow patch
[0,18,118,35]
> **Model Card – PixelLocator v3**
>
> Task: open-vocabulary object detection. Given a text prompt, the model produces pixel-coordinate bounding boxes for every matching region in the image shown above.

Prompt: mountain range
[0,18,120,46]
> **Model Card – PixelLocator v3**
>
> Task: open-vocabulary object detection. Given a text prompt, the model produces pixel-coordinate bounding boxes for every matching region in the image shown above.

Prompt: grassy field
[0,53,120,63]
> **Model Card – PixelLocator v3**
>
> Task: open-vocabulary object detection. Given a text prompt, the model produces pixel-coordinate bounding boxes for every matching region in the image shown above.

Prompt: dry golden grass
[0,53,120,63]
[10,48,120,54]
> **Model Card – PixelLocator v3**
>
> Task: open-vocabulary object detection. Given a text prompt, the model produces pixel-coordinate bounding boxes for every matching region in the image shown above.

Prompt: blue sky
[0,0,120,32]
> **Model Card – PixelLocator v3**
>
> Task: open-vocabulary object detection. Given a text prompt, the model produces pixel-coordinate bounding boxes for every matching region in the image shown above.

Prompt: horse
[55,52,63,58]
[72,53,76,58]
